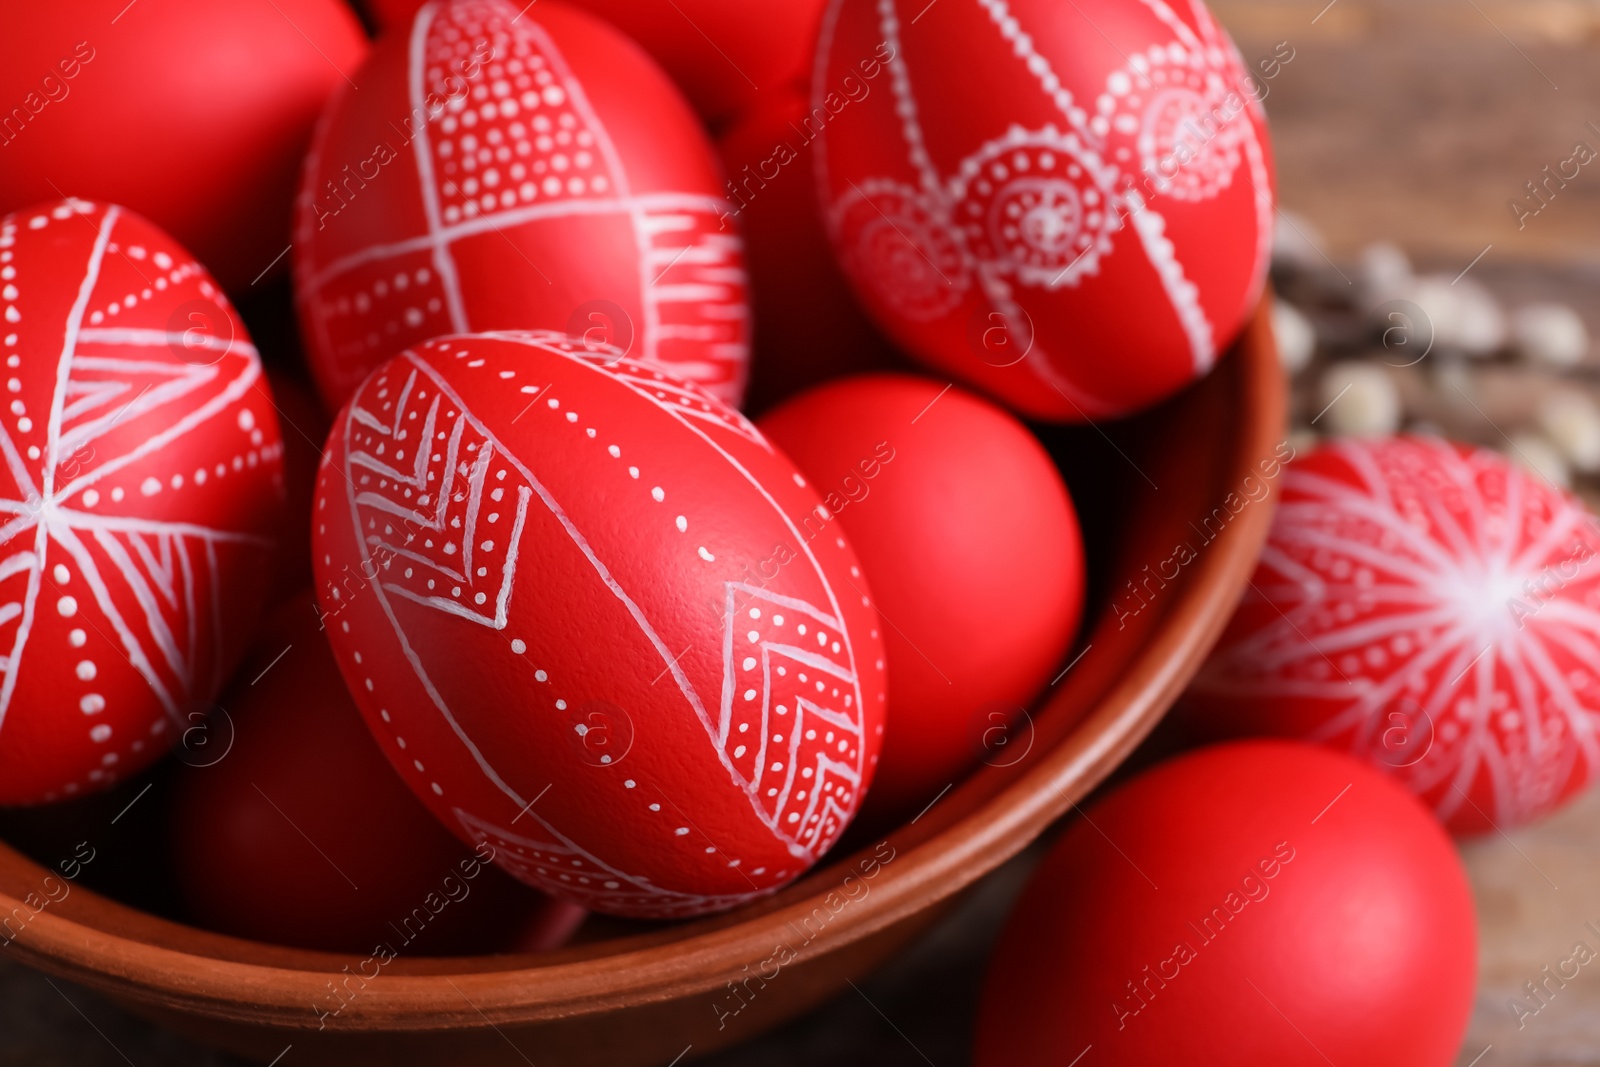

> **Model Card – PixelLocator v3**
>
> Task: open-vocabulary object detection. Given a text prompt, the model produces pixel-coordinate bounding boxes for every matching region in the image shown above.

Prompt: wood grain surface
[4,0,1599,1063]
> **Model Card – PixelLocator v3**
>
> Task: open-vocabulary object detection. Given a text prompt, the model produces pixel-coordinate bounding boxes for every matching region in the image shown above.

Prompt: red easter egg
[975,741,1477,1066]
[759,374,1082,817]
[312,331,886,917]
[0,200,284,806]
[262,366,332,605]
[0,0,366,294]
[169,592,571,954]
[1189,435,1600,833]
[568,0,826,126]
[717,87,901,413]
[293,0,751,410]
[812,0,1274,421]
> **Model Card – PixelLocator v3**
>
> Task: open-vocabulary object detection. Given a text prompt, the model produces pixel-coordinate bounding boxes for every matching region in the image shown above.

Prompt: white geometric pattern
[718,583,865,855]
[346,366,531,629]
[335,334,872,912]
[452,807,755,918]
[1196,438,1600,827]
[0,201,278,797]
[816,0,1274,385]
[298,0,748,404]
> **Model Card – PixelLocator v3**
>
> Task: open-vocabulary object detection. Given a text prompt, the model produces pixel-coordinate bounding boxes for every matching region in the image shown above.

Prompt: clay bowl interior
[0,298,1286,1066]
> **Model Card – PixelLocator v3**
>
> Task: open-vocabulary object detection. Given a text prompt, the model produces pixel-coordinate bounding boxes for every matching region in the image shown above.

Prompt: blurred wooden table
[5,0,1600,1063]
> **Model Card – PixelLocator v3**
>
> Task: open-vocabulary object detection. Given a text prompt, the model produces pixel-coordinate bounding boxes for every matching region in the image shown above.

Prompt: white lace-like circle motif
[950,128,1120,289]
[835,181,970,322]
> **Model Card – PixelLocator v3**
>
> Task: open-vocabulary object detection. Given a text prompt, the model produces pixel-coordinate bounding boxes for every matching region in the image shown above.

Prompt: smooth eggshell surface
[312,331,886,917]
[812,0,1274,421]
[294,0,751,410]
[0,199,284,805]
[759,374,1083,818]
[169,592,562,955]
[975,741,1476,1066]
[1190,435,1600,833]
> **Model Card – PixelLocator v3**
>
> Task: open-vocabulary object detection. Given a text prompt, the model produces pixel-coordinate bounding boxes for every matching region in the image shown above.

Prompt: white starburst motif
[1194,437,1600,831]
[0,200,280,801]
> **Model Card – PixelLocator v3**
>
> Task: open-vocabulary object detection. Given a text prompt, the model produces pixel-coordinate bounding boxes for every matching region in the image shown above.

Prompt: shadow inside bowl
[0,298,1286,1066]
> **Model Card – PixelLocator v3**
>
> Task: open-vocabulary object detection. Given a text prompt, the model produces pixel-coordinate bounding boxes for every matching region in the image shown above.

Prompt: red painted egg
[169,592,573,955]
[293,0,751,410]
[261,366,331,605]
[1189,435,1600,833]
[812,0,1274,420]
[975,741,1477,1066]
[311,331,886,917]
[569,0,826,126]
[717,87,901,413]
[0,199,284,806]
[759,374,1082,817]
[0,0,367,293]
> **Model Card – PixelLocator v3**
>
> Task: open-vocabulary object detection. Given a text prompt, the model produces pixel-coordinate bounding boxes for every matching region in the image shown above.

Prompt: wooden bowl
[0,299,1285,1066]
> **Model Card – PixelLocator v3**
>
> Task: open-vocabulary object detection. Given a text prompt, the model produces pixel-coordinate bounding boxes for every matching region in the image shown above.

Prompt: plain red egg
[759,374,1083,818]
[169,592,581,954]
[0,0,367,293]
[811,0,1274,421]
[0,199,285,806]
[1188,435,1600,834]
[312,332,886,917]
[975,741,1477,1066]
[293,0,750,410]
[569,0,826,126]
[717,86,901,414]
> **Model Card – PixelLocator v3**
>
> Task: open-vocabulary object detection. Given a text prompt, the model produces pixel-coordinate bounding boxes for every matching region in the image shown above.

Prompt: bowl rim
[0,297,1285,1032]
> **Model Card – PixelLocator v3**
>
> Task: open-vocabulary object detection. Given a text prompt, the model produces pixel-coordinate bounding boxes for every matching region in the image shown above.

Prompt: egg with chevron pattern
[292,0,752,411]
[811,0,1275,421]
[311,331,886,917]
[0,199,284,806]
[1188,435,1600,833]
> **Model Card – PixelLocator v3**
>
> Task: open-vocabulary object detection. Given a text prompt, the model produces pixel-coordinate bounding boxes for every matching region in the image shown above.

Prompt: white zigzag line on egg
[349,336,864,860]
[347,371,530,630]
[347,348,858,865]
[718,582,864,846]
[553,345,869,855]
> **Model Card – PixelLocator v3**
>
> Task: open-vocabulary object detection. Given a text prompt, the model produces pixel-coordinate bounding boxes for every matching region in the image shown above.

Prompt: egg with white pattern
[312,331,886,916]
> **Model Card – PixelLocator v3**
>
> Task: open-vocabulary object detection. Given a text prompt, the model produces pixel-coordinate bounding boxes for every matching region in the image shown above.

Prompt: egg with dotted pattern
[311,331,886,917]
[0,199,285,806]
[359,0,828,128]
[811,0,1275,421]
[293,0,751,411]
[1187,435,1600,834]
